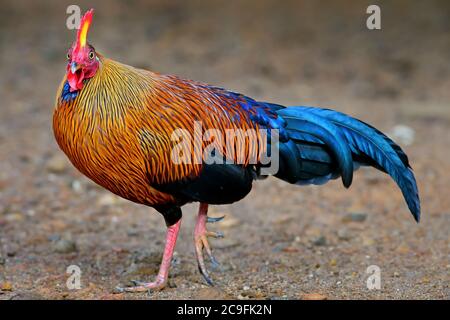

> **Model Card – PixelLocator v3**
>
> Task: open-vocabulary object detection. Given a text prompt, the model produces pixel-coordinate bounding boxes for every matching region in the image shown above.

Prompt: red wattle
[67,70,85,92]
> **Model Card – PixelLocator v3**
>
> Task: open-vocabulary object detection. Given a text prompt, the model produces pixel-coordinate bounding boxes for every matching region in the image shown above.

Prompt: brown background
[0,0,448,299]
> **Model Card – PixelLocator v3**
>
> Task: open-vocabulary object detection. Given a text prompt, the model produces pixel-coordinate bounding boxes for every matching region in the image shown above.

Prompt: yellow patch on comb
[79,20,90,47]
[76,9,94,49]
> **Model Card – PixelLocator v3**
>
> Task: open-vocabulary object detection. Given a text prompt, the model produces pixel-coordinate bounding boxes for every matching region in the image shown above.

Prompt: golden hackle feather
[53,56,265,206]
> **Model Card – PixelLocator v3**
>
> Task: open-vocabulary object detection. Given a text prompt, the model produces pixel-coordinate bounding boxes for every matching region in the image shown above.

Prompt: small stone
[362,237,375,246]
[301,293,327,300]
[421,276,430,284]
[4,212,24,222]
[46,155,67,173]
[343,212,367,223]
[53,239,77,253]
[127,229,139,237]
[1,282,13,291]
[337,229,352,241]
[71,180,83,192]
[273,215,293,225]
[329,259,337,267]
[6,245,17,257]
[243,285,250,291]
[394,272,400,277]
[97,194,119,206]
[311,235,327,246]
[48,234,61,242]
[388,125,415,146]
[281,246,299,253]
[396,244,410,254]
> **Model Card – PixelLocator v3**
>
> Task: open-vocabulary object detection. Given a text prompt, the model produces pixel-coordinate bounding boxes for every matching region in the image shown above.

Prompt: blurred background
[0,0,448,299]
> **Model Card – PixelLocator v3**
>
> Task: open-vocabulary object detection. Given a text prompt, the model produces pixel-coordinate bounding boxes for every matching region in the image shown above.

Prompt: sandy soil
[0,0,449,299]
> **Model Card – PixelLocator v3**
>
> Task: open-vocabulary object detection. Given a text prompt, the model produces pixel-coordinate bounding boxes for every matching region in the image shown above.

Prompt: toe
[207,215,225,223]
[207,231,224,238]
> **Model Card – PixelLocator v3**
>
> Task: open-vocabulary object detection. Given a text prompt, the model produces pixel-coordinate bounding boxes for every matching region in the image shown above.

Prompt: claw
[198,264,214,286]
[194,203,225,286]
[210,256,220,270]
[113,286,125,294]
[207,215,225,223]
[207,231,224,238]
[130,279,144,286]
[115,279,166,293]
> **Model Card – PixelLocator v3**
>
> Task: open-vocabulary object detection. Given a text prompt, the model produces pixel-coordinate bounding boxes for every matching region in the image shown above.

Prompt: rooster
[53,10,420,292]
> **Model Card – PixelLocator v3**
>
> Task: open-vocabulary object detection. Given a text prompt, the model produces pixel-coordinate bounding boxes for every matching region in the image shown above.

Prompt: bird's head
[66,9,99,92]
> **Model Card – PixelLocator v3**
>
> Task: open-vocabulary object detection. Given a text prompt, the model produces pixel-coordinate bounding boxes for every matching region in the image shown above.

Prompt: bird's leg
[116,219,181,293]
[194,203,224,285]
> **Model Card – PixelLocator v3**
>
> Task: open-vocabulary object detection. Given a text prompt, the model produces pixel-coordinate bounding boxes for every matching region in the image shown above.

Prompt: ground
[0,0,449,300]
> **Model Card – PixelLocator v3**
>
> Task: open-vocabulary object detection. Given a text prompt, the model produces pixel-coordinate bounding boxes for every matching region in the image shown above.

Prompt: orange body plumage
[54,57,265,207]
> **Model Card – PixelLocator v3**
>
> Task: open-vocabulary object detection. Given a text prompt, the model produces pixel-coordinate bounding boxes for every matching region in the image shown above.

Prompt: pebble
[97,194,119,206]
[337,229,352,241]
[311,235,327,246]
[388,125,415,146]
[6,245,18,257]
[46,154,67,173]
[301,293,327,300]
[4,212,24,222]
[53,239,77,253]
[273,215,293,225]
[343,212,367,223]
[48,234,61,242]
[1,282,13,291]
[192,287,231,299]
[127,229,140,237]
[71,180,83,192]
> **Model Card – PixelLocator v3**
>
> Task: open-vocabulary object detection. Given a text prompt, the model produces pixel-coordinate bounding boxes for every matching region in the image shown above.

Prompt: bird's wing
[137,78,266,204]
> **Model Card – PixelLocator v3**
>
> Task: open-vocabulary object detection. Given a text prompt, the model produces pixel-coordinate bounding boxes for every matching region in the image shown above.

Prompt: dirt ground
[0,0,449,300]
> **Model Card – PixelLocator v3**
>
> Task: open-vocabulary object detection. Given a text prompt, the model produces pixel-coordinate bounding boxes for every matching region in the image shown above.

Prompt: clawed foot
[195,203,225,285]
[114,219,181,294]
[115,278,166,293]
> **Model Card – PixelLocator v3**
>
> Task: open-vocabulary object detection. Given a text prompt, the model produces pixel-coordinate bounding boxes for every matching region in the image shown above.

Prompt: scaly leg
[116,219,181,293]
[194,203,224,285]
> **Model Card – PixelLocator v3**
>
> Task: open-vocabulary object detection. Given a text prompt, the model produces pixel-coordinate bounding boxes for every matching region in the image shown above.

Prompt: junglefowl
[53,9,420,292]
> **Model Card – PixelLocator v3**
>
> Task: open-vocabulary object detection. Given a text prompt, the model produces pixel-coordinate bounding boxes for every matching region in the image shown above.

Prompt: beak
[70,61,80,74]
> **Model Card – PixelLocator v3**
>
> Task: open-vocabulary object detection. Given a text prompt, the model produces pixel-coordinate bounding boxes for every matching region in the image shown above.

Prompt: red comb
[75,9,94,51]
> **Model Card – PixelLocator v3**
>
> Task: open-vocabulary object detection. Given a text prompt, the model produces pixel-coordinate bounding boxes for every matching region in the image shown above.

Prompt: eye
[66,53,71,60]
[89,51,95,60]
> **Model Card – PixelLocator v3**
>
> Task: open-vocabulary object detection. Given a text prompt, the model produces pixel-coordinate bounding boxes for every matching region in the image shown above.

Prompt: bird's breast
[52,97,174,206]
